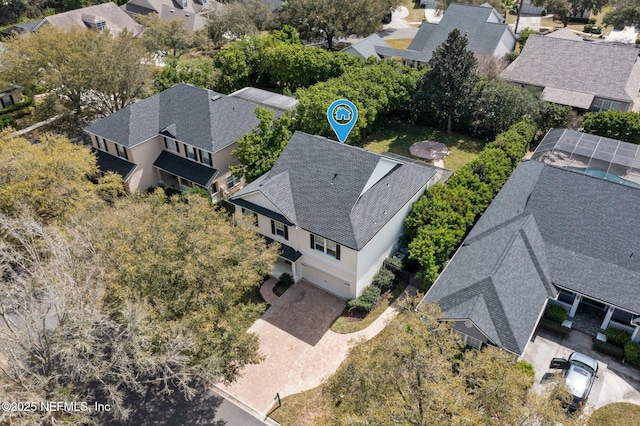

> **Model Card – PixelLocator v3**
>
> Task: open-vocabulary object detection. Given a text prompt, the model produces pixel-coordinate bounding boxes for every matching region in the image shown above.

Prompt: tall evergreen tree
[414,29,477,134]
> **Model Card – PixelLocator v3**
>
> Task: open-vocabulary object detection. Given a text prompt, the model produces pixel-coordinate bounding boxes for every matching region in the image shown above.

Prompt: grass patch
[404,0,427,23]
[330,281,408,334]
[588,403,640,426]
[385,38,413,50]
[362,121,484,170]
[268,386,332,426]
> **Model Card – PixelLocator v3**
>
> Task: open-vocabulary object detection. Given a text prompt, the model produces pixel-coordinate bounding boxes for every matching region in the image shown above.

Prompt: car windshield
[565,365,590,397]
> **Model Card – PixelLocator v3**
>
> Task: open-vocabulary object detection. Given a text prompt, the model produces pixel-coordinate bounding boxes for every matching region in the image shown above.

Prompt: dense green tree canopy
[155,57,220,92]
[279,0,401,49]
[323,299,575,425]
[0,130,124,221]
[604,0,640,29]
[414,29,478,134]
[532,0,609,18]
[582,110,640,144]
[138,14,211,58]
[231,107,293,183]
[0,26,152,122]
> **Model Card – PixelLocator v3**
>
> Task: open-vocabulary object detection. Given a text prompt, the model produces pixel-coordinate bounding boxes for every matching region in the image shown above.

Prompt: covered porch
[153,150,220,201]
[549,289,640,343]
[264,236,302,281]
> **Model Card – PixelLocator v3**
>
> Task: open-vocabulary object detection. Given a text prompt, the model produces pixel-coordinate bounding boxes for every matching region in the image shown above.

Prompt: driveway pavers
[524,328,640,409]
[217,280,416,415]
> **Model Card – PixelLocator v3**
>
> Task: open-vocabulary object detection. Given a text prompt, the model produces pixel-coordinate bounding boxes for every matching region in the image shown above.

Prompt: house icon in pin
[335,106,351,121]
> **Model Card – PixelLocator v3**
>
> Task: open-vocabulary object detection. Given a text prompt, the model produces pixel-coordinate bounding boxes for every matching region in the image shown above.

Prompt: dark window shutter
[310,233,314,249]
[123,147,128,160]
[335,245,341,260]
[271,220,275,235]
[177,142,181,154]
[164,137,168,149]
[284,226,288,240]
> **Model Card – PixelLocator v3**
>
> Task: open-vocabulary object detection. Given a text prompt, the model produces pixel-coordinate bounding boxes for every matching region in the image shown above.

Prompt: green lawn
[404,0,427,23]
[362,122,485,171]
[268,386,330,426]
[385,38,413,50]
[588,403,640,426]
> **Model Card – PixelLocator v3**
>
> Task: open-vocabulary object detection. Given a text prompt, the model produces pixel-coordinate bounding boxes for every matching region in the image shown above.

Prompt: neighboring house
[84,83,296,199]
[422,128,640,356]
[122,0,215,31]
[499,29,640,112]
[228,87,298,114]
[365,3,515,67]
[229,132,450,299]
[341,34,391,60]
[0,85,23,110]
[1,3,144,37]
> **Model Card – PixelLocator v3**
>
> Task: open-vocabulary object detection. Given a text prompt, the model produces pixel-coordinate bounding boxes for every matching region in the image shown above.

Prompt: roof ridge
[465,212,530,245]
[518,221,556,297]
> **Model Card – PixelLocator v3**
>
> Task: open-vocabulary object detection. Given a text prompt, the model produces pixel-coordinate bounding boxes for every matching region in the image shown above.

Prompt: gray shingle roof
[499,34,640,105]
[384,3,514,63]
[231,132,441,250]
[84,83,272,153]
[42,3,144,37]
[342,34,390,59]
[152,150,218,186]
[94,149,137,181]
[426,154,640,353]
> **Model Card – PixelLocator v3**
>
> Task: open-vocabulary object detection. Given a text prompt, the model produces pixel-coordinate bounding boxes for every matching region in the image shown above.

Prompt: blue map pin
[327,99,358,143]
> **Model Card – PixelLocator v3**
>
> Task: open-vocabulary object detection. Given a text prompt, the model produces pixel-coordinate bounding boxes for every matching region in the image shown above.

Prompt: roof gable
[43,3,143,37]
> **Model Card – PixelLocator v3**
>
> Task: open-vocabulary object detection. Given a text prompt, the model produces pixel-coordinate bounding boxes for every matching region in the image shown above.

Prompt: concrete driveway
[523,328,640,409]
[217,280,415,416]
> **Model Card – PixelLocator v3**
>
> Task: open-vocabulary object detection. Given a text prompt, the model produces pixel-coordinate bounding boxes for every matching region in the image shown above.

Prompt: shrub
[0,115,17,130]
[383,256,403,271]
[0,96,34,116]
[372,268,395,291]
[593,338,624,359]
[539,317,571,337]
[625,341,640,365]
[605,327,632,348]
[544,305,568,324]
[589,18,597,24]
[273,273,294,297]
[180,186,212,203]
[583,24,593,33]
[348,285,381,312]
[517,360,535,377]
[582,111,640,144]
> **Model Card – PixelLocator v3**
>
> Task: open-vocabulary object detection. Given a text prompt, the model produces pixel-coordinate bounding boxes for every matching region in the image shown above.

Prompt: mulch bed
[337,289,394,323]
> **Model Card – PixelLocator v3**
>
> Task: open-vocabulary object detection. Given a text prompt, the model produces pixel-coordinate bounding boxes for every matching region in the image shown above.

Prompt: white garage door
[302,264,351,299]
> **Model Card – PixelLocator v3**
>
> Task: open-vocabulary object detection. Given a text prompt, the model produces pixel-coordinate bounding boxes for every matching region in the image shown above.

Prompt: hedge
[582,111,640,145]
[404,119,536,287]
[605,327,632,348]
[544,305,568,324]
[372,268,395,292]
[625,341,640,366]
[348,285,381,312]
[593,338,625,359]
[538,317,571,338]
[0,96,34,117]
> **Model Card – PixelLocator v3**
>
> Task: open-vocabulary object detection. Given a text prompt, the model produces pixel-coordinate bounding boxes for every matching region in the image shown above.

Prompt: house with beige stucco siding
[84,83,296,199]
[229,131,450,299]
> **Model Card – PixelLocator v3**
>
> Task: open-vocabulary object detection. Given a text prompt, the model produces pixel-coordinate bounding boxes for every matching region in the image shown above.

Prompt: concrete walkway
[260,277,280,306]
[217,281,417,416]
[608,26,638,43]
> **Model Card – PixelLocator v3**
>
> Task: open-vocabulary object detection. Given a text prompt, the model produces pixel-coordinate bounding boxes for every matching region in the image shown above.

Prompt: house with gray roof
[1,3,144,37]
[422,129,640,356]
[367,3,515,67]
[229,132,449,299]
[499,30,640,112]
[122,0,217,31]
[84,83,295,198]
[341,34,391,60]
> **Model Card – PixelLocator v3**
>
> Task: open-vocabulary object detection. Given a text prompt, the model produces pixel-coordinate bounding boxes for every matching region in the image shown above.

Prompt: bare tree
[0,211,206,424]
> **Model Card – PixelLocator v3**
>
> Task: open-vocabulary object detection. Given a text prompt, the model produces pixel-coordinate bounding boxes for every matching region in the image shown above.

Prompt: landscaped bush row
[544,305,568,324]
[0,96,34,117]
[593,338,625,359]
[348,285,381,312]
[404,119,536,287]
[0,96,34,129]
[625,341,640,366]
[582,111,640,144]
[538,318,571,338]
[605,326,632,348]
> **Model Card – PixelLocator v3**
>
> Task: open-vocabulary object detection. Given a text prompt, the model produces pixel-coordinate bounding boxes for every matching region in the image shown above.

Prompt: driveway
[523,328,640,409]
[216,280,415,416]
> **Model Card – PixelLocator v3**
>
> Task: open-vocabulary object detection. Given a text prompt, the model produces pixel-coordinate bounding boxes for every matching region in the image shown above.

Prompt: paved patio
[216,280,417,416]
[524,328,640,409]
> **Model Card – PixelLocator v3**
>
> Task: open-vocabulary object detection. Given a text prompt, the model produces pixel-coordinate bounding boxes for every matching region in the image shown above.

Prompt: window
[591,99,622,112]
[186,145,197,160]
[96,136,106,151]
[226,174,241,189]
[116,144,128,160]
[1,95,14,108]
[182,0,187,7]
[241,208,258,225]
[311,234,341,260]
[271,220,288,240]
[95,20,106,31]
[200,150,212,167]
[456,330,483,350]
[164,137,178,153]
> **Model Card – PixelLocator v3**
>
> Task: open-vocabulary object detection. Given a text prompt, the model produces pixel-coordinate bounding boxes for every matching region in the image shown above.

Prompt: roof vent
[331,173,338,184]
[185,13,190,17]
[170,8,174,12]
[211,94,222,101]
